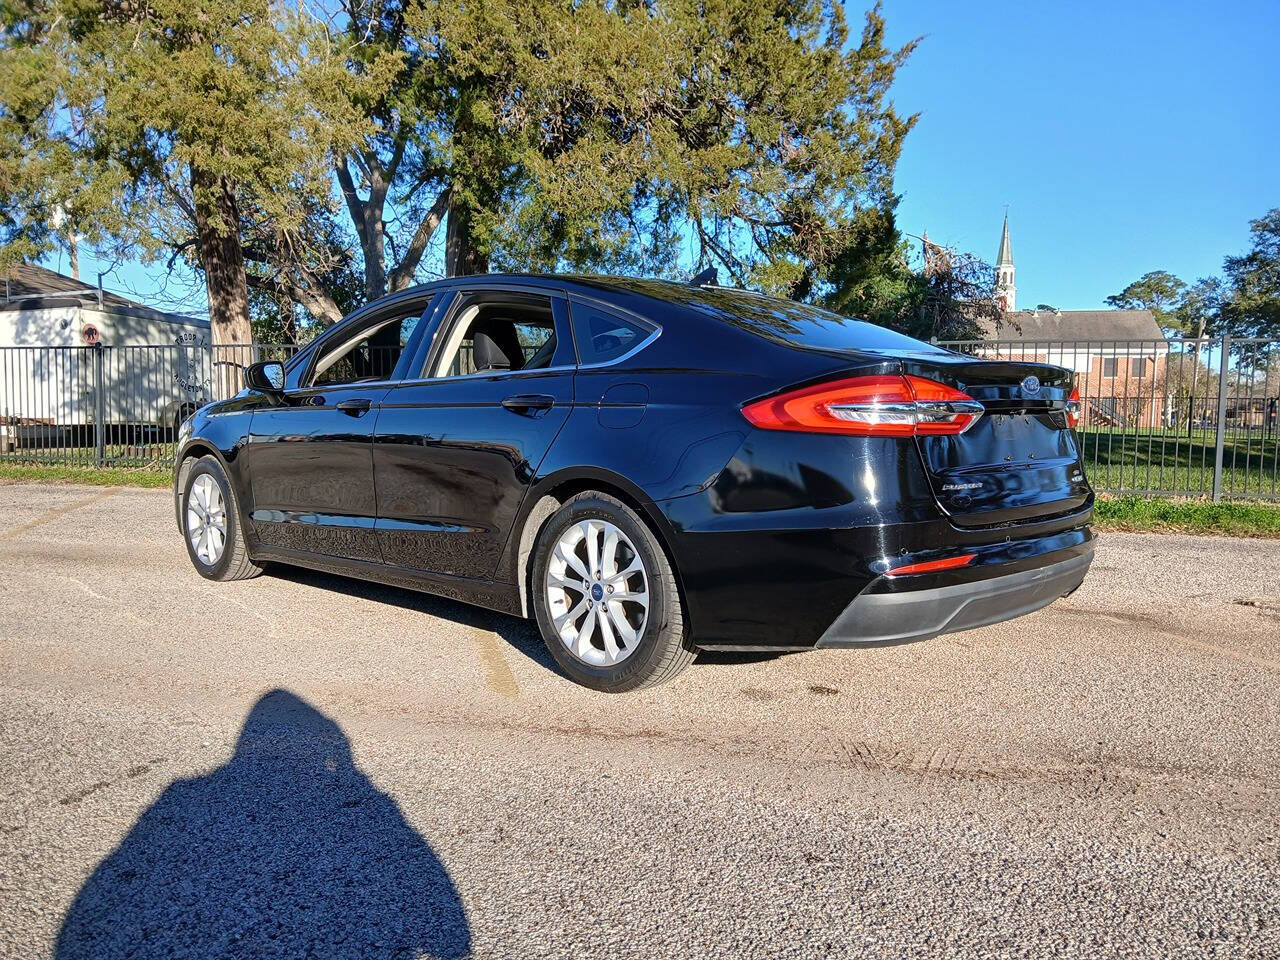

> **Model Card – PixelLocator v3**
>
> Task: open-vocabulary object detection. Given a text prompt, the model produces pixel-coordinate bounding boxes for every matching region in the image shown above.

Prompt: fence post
[92,343,107,466]
[1211,336,1230,502]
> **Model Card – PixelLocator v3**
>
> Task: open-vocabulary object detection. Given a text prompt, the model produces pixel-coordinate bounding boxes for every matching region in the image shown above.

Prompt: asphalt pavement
[1,483,1278,958]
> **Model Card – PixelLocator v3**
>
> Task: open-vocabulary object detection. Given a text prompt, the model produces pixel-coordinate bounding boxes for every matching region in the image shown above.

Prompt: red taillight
[741,374,984,437]
[886,553,976,577]
[1066,386,1081,429]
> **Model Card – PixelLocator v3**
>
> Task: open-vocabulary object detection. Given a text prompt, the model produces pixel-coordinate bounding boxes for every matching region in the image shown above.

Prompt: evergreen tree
[1105,270,1187,334]
[334,0,917,296]
[1222,208,1280,340]
[0,0,388,344]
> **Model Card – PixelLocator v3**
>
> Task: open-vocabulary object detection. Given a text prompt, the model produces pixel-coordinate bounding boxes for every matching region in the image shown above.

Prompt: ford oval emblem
[1021,375,1041,395]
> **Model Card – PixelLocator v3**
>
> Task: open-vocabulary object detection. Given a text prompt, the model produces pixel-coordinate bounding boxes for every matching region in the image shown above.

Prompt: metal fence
[2,337,1278,500]
[0,343,299,468]
[936,337,1279,501]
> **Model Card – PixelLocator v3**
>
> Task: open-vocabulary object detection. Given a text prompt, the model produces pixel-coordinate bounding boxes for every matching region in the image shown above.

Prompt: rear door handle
[501,394,555,415]
[336,398,372,415]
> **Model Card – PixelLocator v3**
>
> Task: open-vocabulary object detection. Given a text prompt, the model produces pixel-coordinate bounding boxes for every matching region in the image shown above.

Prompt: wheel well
[513,477,688,623]
[178,442,217,473]
[175,442,220,502]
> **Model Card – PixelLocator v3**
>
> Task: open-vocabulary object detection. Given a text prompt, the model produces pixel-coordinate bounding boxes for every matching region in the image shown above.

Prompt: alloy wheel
[545,519,650,666]
[187,474,227,566]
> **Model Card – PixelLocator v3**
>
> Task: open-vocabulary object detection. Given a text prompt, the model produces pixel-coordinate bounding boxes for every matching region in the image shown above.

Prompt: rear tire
[531,491,693,692]
[181,455,262,582]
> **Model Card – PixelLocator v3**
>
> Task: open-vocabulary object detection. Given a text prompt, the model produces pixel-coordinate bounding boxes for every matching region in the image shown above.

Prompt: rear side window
[570,303,655,365]
[430,293,567,378]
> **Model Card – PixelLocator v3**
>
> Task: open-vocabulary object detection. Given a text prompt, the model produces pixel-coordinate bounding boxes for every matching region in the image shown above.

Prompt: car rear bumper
[814,540,1094,648]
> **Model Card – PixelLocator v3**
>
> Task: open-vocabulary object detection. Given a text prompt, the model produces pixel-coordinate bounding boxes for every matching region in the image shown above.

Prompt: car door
[246,295,437,562]
[372,286,575,580]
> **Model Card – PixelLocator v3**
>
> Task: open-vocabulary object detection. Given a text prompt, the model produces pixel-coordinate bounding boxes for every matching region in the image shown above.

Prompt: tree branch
[389,185,451,291]
[384,119,412,187]
[335,157,370,251]
[246,270,345,328]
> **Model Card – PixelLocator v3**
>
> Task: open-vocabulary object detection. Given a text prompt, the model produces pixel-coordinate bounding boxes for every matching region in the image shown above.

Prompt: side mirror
[244,360,285,394]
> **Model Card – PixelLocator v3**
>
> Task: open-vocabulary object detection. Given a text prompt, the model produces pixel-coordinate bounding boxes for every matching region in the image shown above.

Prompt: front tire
[531,491,693,692]
[181,455,262,582]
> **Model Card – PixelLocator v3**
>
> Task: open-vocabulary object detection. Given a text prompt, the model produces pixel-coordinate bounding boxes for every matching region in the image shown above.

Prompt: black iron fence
[2,337,1278,500]
[0,343,299,468]
[935,337,1279,501]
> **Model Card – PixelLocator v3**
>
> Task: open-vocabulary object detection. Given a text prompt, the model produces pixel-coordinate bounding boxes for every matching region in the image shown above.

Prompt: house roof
[1,261,142,310]
[1,261,207,326]
[980,308,1164,343]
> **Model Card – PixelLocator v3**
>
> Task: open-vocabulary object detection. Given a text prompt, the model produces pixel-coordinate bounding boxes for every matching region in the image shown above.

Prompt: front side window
[431,294,562,377]
[1102,357,1117,378]
[570,303,655,365]
[310,310,423,387]
[1131,357,1146,378]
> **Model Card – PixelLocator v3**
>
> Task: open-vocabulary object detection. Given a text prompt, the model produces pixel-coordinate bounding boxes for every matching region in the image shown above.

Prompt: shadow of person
[56,690,471,960]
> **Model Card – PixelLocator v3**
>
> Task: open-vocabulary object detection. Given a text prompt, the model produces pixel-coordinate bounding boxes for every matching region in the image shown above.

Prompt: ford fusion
[174,275,1094,692]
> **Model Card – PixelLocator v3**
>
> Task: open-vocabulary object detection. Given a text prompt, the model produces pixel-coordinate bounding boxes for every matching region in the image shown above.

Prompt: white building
[1,263,212,445]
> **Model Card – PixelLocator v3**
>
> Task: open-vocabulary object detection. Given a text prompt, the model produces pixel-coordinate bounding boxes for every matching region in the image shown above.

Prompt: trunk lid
[898,352,1091,526]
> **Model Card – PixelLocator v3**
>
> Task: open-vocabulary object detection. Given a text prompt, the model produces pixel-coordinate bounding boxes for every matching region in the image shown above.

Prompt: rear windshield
[587,278,943,355]
[693,289,942,354]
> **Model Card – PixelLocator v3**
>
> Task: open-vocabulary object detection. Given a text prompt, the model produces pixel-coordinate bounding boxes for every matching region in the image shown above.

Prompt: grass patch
[1080,430,1279,498]
[1094,495,1280,538]
[0,463,171,489]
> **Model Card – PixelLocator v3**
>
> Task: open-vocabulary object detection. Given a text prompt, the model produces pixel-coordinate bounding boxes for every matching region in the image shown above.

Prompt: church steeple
[995,213,1016,312]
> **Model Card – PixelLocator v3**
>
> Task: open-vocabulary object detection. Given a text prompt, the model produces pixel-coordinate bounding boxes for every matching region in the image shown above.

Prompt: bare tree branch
[335,157,370,250]
[389,186,451,291]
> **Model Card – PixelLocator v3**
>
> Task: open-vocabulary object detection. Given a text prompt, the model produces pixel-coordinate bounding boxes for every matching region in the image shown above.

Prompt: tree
[324,0,917,302]
[246,204,366,344]
[825,233,1005,341]
[1105,270,1187,334]
[6,0,919,336]
[1166,276,1225,436]
[0,0,385,345]
[1221,208,1280,341]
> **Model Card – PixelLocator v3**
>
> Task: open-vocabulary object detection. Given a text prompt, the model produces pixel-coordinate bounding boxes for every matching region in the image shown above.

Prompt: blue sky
[44,0,1280,316]
[881,0,1279,309]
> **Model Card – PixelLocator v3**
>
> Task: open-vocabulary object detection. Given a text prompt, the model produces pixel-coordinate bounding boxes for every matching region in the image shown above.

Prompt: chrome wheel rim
[187,474,227,566]
[545,519,649,666]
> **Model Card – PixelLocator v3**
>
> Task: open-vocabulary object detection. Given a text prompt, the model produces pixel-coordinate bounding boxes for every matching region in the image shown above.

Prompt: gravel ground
[1,483,1278,959]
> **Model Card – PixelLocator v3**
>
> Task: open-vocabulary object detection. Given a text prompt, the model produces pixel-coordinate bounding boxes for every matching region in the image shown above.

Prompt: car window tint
[571,305,651,365]
[695,291,943,354]
[577,279,947,356]
[399,312,422,348]
[434,296,559,377]
[311,311,421,387]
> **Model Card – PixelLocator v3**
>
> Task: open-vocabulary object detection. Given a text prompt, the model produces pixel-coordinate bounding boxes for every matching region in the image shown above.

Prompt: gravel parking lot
[1,483,1278,958]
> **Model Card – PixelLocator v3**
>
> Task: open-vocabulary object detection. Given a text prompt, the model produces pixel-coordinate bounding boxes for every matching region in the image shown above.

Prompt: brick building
[982,218,1168,428]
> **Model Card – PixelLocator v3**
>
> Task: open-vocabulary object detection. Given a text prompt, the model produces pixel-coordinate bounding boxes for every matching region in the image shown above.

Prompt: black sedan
[174,275,1094,692]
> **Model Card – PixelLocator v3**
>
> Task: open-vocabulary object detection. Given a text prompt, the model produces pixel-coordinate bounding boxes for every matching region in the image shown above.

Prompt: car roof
[392,272,760,307]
